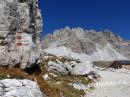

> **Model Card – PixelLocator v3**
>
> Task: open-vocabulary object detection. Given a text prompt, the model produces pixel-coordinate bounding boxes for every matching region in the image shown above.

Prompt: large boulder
[0,0,42,69]
[0,79,43,97]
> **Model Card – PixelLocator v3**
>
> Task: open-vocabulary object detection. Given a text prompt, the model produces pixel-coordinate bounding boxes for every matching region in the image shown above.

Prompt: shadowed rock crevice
[24,64,42,75]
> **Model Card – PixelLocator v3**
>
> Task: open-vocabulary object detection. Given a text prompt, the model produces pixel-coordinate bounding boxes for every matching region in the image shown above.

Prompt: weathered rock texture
[0,79,43,97]
[0,0,42,68]
[42,27,130,59]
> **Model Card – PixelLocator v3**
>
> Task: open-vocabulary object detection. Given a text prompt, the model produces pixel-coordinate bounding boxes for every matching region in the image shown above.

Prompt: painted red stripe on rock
[16,43,22,46]
[16,36,22,40]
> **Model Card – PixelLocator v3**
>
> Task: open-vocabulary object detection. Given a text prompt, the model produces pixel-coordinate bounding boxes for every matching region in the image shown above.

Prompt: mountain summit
[42,27,130,60]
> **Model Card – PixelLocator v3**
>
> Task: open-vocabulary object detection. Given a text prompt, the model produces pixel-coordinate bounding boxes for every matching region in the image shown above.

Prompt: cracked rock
[0,79,43,97]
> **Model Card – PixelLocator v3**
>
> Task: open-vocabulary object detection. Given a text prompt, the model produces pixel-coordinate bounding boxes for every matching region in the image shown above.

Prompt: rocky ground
[42,47,130,97]
[0,47,130,97]
[0,52,100,97]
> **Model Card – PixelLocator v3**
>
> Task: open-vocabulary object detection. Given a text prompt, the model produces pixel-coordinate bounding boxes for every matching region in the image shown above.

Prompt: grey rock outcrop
[0,79,43,97]
[0,0,42,69]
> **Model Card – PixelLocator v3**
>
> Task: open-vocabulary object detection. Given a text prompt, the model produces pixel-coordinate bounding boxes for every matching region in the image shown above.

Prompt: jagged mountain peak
[42,27,129,59]
[50,27,123,42]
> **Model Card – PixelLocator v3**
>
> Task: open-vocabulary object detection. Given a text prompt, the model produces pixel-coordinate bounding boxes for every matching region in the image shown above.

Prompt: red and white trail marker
[16,32,33,50]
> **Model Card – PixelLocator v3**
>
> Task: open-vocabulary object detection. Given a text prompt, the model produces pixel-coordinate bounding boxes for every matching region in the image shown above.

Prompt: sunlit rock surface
[0,79,43,97]
[42,27,130,59]
[0,0,42,69]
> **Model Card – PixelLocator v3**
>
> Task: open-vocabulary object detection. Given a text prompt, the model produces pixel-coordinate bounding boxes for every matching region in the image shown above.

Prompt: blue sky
[39,0,130,40]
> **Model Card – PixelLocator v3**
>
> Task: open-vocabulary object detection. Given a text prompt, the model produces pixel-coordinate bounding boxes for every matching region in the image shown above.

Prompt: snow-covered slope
[44,44,128,62]
[91,44,127,61]
[85,70,130,97]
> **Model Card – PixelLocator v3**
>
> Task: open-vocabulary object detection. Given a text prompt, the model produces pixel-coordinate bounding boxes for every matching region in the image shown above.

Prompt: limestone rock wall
[0,0,42,69]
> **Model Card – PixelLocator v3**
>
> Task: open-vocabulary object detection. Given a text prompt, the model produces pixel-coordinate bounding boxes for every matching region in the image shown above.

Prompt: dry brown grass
[36,74,61,97]
[53,75,90,84]
[0,67,35,80]
[47,81,85,97]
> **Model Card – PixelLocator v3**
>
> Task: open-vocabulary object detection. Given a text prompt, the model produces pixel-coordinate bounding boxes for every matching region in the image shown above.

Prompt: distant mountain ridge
[42,27,130,59]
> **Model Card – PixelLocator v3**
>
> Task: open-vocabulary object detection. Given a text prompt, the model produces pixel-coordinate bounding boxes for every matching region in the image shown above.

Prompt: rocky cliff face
[0,0,42,69]
[42,27,130,59]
